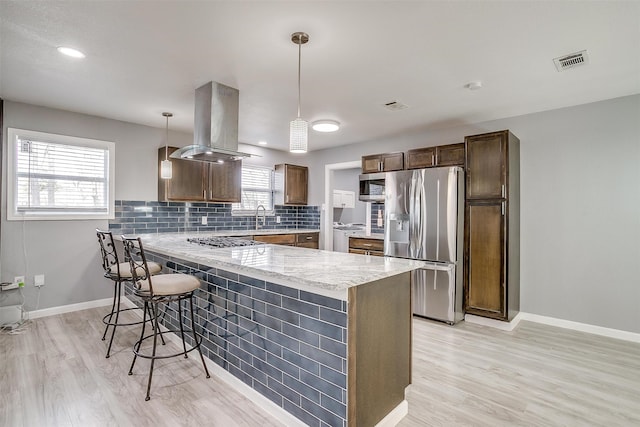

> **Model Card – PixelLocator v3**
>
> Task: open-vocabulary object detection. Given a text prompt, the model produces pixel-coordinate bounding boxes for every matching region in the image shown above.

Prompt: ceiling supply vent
[553,50,589,72]
[383,101,408,111]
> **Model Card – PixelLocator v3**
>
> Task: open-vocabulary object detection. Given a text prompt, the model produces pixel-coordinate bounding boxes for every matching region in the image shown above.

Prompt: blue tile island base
[119,234,417,427]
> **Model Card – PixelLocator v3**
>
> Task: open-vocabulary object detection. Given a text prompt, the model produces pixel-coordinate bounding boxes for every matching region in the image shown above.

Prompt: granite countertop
[132,233,424,300]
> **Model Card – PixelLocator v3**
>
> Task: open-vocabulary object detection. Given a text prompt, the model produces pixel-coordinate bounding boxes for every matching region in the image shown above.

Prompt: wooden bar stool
[96,229,162,358]
[122,236,210,401]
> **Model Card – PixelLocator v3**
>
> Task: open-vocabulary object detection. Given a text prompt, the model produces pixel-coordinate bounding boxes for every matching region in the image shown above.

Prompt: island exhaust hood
[170,81,253,163]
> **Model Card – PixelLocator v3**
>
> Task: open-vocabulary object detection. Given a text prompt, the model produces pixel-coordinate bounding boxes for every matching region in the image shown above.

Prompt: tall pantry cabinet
[464,130,520,321]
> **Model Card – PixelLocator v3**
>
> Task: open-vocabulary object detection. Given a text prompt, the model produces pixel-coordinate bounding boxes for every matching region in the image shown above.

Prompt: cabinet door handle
[501,202,505,216]
[363,243,372,247]
[432,154,435,165]
[209,190,212,199]
[306,236,312,240]
[501,184,505,198]
[203,190,206,199]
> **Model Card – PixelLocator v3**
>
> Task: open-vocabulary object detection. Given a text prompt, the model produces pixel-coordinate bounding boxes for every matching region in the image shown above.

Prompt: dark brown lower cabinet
[465,201,505,317]
[252,232,319,249]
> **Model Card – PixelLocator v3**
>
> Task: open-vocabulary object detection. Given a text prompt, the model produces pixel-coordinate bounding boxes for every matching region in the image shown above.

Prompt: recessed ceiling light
[56,46,86,58]
[464,81,482,90]
[312,120,340,132]
[258,141,268,146]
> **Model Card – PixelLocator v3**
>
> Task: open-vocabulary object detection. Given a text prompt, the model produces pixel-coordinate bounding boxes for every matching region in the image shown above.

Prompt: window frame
[231,164,275,216]
[6,128,116,221]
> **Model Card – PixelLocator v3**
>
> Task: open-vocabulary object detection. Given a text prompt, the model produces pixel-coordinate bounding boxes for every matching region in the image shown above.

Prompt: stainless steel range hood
[170,81,253,163]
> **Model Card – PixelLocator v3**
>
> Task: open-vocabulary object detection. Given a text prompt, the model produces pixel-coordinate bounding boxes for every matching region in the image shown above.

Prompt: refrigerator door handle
[409,172,424,259]
[408,177,416,257]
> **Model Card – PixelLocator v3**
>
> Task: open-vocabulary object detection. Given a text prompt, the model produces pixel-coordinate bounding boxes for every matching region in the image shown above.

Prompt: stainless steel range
[187,236,263,248]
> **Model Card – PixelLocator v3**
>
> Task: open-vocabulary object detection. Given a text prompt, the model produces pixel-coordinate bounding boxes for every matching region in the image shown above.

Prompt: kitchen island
[124,232,424,427]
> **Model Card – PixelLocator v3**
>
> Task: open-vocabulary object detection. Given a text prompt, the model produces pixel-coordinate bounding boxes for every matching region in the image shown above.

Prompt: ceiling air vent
[553,50,589,72]
[383,101,408,111]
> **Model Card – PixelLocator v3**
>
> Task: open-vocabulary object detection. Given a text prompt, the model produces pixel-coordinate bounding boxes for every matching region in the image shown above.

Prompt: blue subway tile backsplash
[110,200,320,234]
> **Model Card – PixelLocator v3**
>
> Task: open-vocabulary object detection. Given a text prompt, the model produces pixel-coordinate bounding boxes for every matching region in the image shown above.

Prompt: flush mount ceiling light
[258,140,268,145]
[464,81,483,90]
[312,120,340,132]
[56,46,85,58]
[289,31,309,153]
[160,112,173,179]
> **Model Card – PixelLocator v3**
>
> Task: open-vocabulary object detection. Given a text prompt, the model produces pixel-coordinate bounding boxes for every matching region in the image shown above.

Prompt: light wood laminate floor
[400,317,640,427]
[2,308,639,426]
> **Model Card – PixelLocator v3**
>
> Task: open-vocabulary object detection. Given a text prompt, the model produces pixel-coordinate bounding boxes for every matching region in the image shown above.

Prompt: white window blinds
[8,128,115,220]
[232,165,274,212]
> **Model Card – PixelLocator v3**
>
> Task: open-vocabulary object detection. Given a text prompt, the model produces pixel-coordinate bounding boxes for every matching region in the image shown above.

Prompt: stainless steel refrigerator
[384,167,464,324]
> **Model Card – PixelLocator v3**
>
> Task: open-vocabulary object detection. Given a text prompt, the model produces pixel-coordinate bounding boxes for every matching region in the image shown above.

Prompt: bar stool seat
[96,229,163,358]
[122,236,210,401]
[136,274,200,296]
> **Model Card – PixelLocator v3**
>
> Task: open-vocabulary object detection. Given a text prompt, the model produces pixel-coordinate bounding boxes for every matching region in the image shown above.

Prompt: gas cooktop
[187,236,263,248]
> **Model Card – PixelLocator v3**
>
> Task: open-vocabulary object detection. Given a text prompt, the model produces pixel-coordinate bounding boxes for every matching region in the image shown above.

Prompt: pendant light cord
[297,37,302,119]
[164,113,171,160]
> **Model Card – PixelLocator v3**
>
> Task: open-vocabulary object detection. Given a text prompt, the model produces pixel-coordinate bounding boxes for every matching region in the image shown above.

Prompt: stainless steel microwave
[359,172,385,202]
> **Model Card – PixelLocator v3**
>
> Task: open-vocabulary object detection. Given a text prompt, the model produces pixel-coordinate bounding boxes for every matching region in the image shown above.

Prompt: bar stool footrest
[132,331,205,360]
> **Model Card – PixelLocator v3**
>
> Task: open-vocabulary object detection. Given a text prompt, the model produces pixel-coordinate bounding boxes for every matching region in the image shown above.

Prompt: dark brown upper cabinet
[274,163,308,205]
[465,133,508,200]
[158,146,241,203]
[208,160,241,202]
[406,143,464,169]
[361,152,404,173]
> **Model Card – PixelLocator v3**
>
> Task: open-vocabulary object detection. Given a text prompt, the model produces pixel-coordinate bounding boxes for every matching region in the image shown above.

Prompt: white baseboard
[375,400,408,427]
[464,311,640,344]
[464,312,522,331]
[519,312,640,344]
[28,297,113,319]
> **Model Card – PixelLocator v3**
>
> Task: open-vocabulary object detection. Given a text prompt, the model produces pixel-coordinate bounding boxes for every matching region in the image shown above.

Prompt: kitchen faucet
[255,204,266,230]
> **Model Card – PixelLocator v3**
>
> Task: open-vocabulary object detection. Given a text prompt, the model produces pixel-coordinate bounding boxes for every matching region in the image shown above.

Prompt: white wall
[3,95,639,334]
[332,168,366,224]
[0,101,296,310]
[305,95,640,334]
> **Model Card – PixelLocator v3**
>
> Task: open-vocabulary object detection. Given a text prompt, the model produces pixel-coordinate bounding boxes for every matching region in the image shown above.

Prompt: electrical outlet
[14,276,25,287]
[34,274,45,287]
[276,216,281,224]
[201,216,208,225]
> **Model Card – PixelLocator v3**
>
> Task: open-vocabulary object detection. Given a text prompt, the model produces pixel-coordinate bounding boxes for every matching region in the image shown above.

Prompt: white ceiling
[1,1,639,152]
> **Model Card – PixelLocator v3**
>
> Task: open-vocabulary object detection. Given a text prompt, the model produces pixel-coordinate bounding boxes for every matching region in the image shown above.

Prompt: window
[7,128,115,220]
[232,165,274,214]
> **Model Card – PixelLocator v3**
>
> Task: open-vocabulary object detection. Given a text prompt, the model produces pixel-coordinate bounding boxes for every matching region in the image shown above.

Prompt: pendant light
[160,112,173,179]
[290,32,309,153]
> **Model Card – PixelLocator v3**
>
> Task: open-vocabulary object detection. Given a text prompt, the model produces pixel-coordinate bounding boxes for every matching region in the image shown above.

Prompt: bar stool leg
[145,301,161,401]
[178,299,188,358]
[129,300,148,375]
[105,280,123,358]
[102,281,119,341]
[147,304,166,346]
[189,296,210,378]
